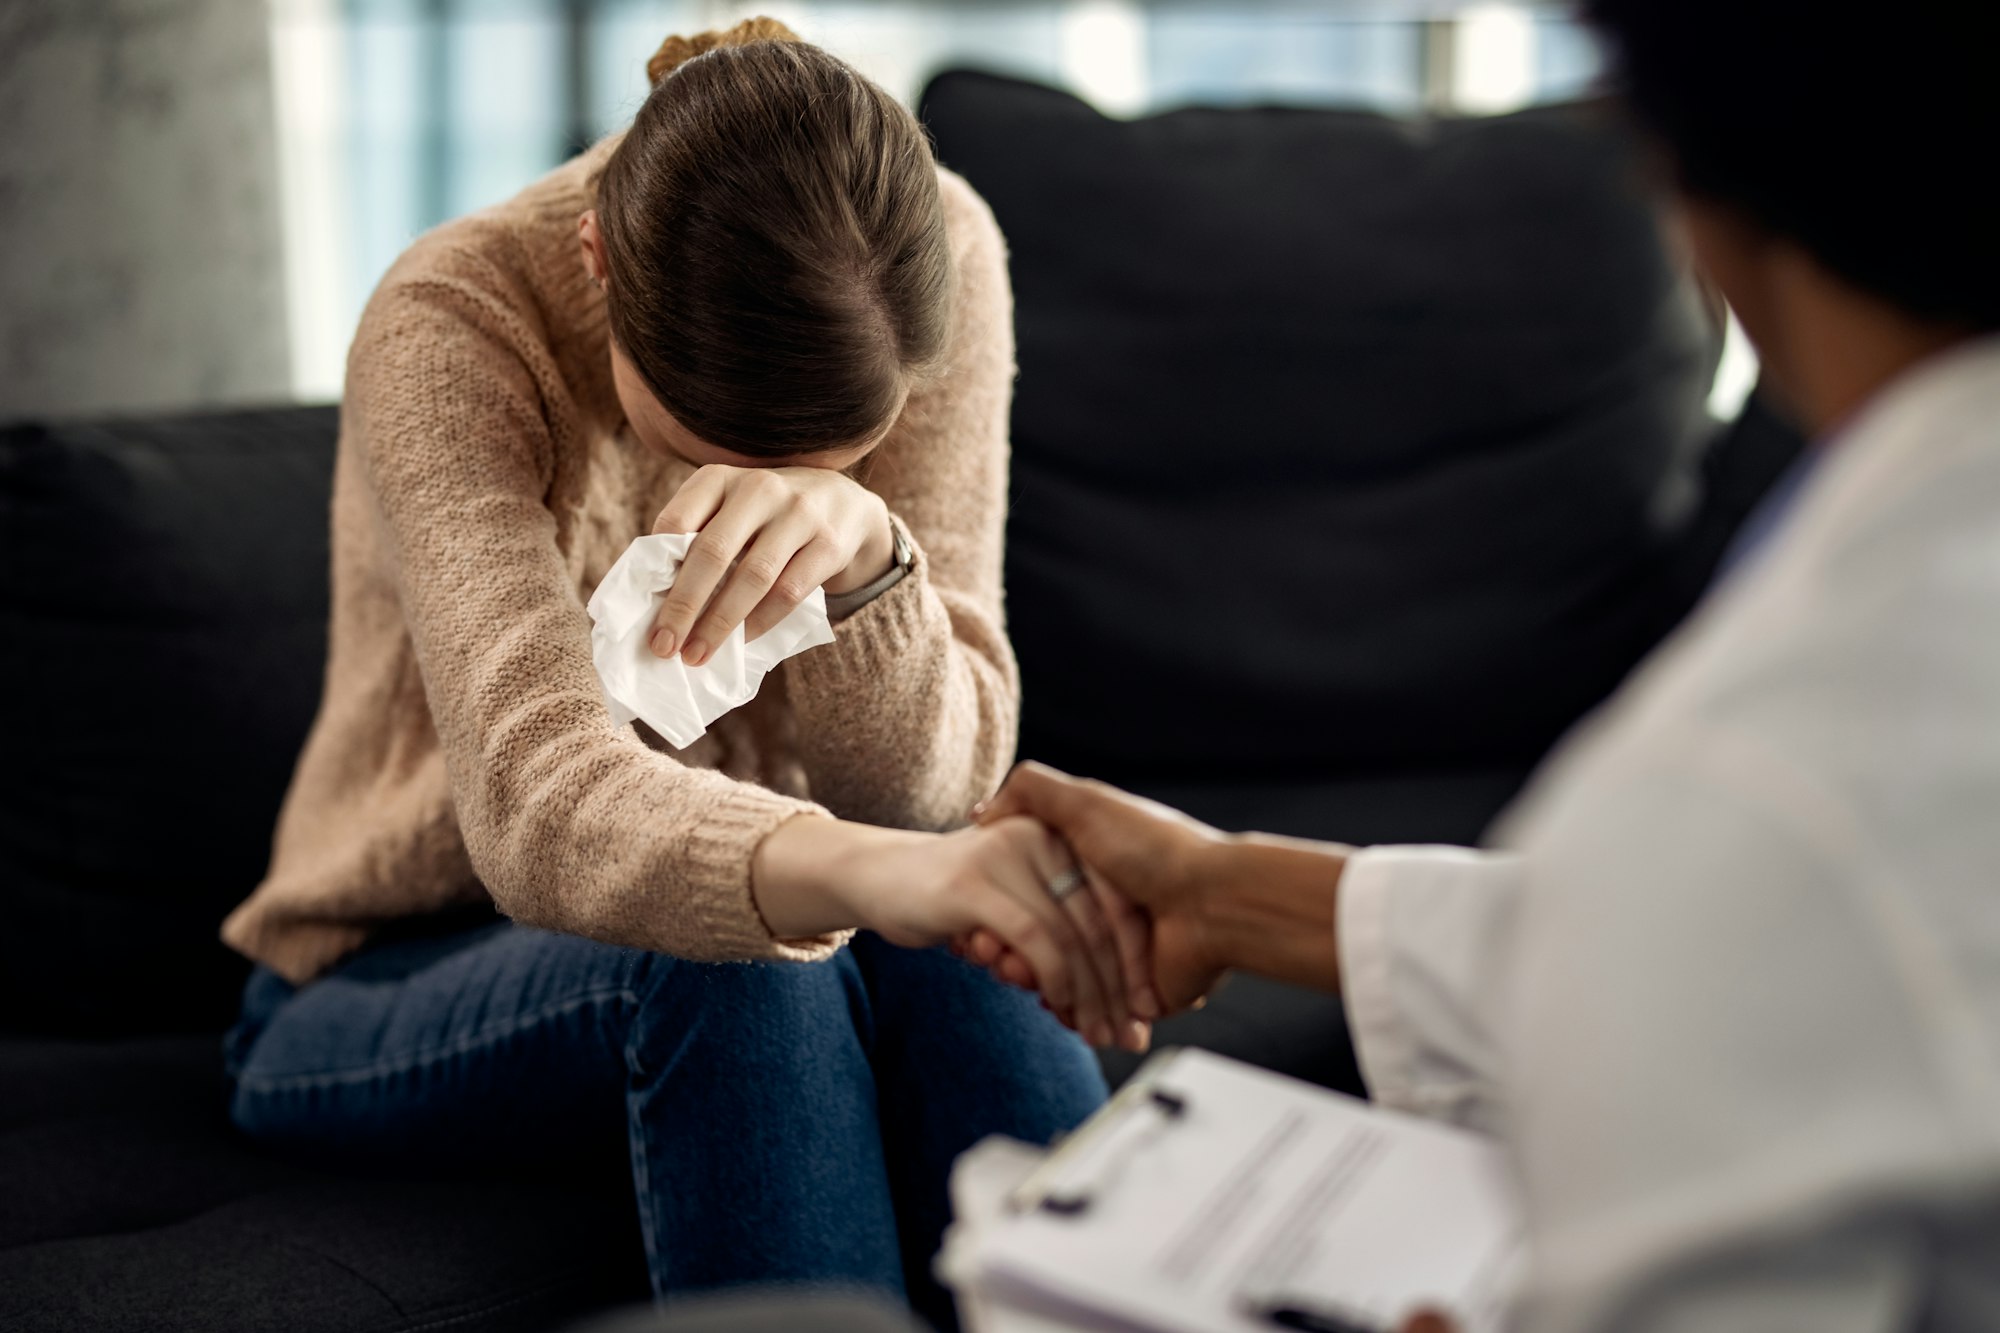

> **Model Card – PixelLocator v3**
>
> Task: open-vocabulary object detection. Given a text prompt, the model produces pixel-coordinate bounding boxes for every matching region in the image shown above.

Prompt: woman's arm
[753,812,1147,1050]
[349,255,1143,1046]
[782,171,1023,829]
[348,253,839,963]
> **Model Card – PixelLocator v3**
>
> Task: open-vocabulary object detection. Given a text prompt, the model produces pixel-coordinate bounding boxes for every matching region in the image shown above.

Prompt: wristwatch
[825,517,914,620]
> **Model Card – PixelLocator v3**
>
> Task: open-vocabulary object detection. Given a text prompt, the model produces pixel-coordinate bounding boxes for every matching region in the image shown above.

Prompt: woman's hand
[648,464,897,664]
[751,814,1154,1052]
[970,764,1233,1016]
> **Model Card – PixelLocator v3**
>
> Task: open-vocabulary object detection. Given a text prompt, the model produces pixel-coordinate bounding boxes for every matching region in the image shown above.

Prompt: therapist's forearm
[1193,834,1348,994]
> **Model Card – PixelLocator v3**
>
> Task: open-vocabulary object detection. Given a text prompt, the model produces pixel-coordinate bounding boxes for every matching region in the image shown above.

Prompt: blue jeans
[225,916,1105,1325]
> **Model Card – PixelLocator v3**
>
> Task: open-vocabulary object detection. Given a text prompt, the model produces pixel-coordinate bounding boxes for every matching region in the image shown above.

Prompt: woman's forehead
[667,431,877,473]
[611,340,888,472]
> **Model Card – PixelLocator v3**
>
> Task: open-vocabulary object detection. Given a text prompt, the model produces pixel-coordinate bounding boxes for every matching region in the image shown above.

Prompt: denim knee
[622,948,872,1081]
[223,965,298,1082]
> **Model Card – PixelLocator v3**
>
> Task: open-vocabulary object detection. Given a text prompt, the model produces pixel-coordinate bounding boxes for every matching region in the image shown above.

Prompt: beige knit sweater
[222,138,1020,983]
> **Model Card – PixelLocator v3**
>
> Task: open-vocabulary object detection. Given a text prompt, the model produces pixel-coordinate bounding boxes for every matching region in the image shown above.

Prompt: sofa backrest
[0,407,337,1036]
[1,79,1801,1037]
[921,71,1728,785]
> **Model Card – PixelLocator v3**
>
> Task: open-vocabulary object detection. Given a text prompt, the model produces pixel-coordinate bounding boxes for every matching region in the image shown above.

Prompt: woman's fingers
[997,951,1036,989]
[683,512,833,658]
[994,835,1119,1050]
[651,465,730,537]
[968,889,1084,1023]
[1051,865,1136,1042]
[965,928,1005,968]
[649,477,783,659]
[968,868,1160,1040]
[742,536,844,641]
[1088,867,1160,1021]
[1001,827,1129,1050]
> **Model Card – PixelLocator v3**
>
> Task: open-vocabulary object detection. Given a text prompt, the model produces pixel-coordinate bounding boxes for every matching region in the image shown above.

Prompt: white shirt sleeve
[1493,725,2000,1333]
[1337,844,1524,1134]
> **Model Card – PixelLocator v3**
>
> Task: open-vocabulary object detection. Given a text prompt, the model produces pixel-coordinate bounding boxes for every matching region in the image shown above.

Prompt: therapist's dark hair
[594,20,956,458]
[1585,0,2000,331]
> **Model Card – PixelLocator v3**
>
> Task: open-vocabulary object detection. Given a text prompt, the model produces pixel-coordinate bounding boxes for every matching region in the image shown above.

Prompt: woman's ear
[578,210,609,290]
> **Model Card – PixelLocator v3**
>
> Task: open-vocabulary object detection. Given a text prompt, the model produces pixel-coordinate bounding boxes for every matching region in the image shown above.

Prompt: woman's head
[581,19,955,468]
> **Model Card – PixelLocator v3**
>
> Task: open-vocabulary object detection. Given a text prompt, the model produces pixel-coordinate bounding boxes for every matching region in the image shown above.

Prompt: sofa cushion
[921,71,1725,785]
[0,407,338,1036]
[0,1034,644,1333]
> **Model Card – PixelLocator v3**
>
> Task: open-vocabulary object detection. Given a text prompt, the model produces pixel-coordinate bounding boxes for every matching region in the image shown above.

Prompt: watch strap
[825,517,914,620]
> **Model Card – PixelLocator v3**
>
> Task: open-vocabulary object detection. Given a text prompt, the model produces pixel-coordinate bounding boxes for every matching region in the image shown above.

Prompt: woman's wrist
[750,813,910,939]
[824,496,897,595]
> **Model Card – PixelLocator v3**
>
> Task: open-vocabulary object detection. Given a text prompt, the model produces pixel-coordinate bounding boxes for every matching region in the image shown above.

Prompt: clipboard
[945,1048,1524,1333]
[1007,1063,1193,1217]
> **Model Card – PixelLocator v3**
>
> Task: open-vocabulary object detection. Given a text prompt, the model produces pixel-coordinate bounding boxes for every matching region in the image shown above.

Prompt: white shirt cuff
[1338,843,1524,1131]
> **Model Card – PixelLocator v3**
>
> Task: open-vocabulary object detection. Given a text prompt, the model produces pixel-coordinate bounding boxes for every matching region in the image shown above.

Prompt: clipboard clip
[1007,1069,1191,1218]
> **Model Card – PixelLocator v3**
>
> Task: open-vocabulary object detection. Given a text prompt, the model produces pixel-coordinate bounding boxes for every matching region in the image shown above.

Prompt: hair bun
[646,17,802,87]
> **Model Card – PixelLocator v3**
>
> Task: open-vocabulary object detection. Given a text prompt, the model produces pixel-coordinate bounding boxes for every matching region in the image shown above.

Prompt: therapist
[971,0,2000,1327]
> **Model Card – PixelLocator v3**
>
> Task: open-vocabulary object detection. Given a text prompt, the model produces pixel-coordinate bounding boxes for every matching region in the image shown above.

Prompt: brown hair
[595,19,955,458]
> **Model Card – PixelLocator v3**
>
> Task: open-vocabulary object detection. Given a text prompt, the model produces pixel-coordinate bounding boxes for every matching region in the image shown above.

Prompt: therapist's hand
[970,763,1235,1016]
[1400,1313,1458,1333]
[647,464,896,663]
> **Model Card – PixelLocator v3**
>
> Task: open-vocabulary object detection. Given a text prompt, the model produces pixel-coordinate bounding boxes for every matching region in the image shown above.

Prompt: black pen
[1253,1298,1384,1333]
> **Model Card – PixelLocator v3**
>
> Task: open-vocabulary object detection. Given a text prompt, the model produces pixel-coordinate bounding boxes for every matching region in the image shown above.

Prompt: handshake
[954,764,1242,1054]
[753,763,1351,1056]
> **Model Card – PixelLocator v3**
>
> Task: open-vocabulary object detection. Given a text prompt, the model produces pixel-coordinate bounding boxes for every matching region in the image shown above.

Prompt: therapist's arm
[973,764,1523,1134]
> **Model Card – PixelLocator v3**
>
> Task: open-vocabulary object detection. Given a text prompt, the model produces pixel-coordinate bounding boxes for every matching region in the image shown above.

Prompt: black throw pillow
[0,407,337,1036]
[921,70,1724,783]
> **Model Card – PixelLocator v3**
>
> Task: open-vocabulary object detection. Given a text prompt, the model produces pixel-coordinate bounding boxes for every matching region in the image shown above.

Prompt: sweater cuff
[789,539,939,693]
[677,783,853,963]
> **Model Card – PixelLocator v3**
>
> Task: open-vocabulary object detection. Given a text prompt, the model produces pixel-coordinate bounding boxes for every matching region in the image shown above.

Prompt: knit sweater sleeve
[348,241,845,963]
[783,171,1023,830]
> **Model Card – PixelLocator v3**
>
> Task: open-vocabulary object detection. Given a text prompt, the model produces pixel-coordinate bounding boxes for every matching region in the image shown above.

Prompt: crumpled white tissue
[587,533,835,749]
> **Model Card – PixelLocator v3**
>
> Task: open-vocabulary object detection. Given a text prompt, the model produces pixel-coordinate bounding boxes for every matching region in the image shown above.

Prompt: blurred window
[1148,15,1424,113]
[268,1,1601,397]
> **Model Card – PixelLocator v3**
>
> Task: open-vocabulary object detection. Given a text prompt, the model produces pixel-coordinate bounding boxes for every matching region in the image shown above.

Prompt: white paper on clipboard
[941,1048,1525,1333]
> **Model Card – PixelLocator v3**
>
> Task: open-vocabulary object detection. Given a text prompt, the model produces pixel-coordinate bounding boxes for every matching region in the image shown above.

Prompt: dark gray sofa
[918,70,1799,1087]
[0,71,1799,1333]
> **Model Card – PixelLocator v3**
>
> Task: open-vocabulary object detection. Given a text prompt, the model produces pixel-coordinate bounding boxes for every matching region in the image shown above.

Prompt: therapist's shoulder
[1512,423,2000,873]
[1720,431,2000,758]
[1631,441,2000,894]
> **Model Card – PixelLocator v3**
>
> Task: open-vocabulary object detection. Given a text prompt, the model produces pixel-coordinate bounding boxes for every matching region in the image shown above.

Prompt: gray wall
[0,0,290,422]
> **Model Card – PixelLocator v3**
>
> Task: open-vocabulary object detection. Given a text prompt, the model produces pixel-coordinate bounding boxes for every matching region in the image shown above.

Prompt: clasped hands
[948,761,1354,1055]
[955,763,1245,1054]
